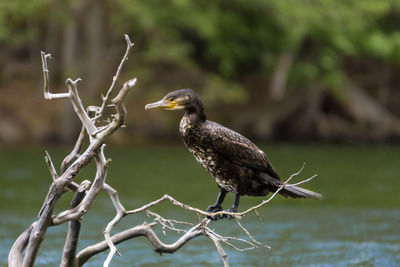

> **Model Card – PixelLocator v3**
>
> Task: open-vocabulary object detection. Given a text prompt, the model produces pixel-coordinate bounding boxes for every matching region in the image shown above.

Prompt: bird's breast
[179,116,192,136]
[188,146,236,191]
[179,118,238,193]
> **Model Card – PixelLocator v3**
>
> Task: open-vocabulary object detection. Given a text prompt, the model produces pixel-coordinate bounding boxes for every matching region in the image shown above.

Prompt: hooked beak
[145,99,177,110]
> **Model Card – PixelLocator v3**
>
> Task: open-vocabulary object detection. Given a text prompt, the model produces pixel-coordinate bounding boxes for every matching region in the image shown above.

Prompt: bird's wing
[208,121,280,180]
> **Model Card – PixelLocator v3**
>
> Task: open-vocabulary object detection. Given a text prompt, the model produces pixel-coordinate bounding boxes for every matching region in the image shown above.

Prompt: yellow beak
[145,99,177,110]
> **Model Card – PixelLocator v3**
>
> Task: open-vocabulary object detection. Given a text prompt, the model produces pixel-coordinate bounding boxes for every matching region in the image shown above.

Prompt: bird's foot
[206,204,223,221]
[222,207,237,220]
[206,204,222,212]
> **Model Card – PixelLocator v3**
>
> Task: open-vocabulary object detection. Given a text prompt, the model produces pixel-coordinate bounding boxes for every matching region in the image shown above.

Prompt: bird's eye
[167,97,174,102]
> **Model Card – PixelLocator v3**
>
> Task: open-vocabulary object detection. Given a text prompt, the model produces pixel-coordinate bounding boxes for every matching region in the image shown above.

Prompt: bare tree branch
[206,231,229,267]
[76,167,315,266]
[8,223,36,267]
[146,210,193,235]
[50,146,109,225]
[236,164,317,216]
[102,183,127,266]
[93,34,134,121]
[9,35,137,267]
[235,219,270,249]
[65,78,97,136]
[76,221,206,266]
[41,52,70,100]
[44,150,58,181]
[124,164,317,220]
[44,150,81,193]
[60,184,88,267]
[61,125,86,173]
[10,34,320,267]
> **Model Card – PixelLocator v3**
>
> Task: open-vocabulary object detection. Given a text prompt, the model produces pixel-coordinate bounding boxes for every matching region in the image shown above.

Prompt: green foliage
[0,0,49,48]
[110,0,400,97]
[1,0,400,101]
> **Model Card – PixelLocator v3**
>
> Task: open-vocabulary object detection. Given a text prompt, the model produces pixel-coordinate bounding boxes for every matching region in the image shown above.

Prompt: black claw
[206,204,223,220]
[206,204,222,212]
[207,189,229,221]
[206,205,239,221]
[223,207,237,220]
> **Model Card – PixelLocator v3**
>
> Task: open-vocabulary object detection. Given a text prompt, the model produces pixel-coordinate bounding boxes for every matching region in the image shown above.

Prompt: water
[1,143,400,266]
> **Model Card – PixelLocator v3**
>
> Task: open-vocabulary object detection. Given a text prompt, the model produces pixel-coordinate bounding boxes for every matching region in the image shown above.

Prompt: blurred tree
[1,0,400,143]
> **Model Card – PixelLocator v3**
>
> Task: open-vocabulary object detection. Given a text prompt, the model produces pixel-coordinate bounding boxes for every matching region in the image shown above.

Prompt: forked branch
[9,34,136,267]
[76,165,316,267]
[9,34,320,267]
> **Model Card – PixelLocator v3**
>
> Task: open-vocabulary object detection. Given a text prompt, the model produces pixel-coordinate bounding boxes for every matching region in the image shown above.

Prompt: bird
[145,89,321,219]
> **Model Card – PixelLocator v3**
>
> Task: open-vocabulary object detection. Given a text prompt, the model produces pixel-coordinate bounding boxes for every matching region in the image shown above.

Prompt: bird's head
[145,89,206,121]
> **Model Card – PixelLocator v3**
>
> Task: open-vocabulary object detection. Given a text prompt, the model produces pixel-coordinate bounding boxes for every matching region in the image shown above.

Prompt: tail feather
[259,173,322,199]
[279,184,322,199]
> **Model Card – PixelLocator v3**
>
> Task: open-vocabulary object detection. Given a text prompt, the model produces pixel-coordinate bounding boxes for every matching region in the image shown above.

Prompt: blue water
[2,206,399,266]
[1,144,400,266]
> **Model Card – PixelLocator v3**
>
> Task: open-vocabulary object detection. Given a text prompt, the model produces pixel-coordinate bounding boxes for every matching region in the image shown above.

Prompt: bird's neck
[184,102,206,125]
[183,112,204,128]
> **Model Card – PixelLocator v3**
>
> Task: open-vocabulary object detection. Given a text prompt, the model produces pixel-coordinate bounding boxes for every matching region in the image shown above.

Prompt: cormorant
[145,89,321,219]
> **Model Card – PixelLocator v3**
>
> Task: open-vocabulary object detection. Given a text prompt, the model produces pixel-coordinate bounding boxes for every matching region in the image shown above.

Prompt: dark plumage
[145,89,321,219]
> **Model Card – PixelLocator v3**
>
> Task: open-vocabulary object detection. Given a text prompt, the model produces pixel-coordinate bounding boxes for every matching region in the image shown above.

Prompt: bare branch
[51,146,109,225]
[76,221,206,266]
[111,78,136,118]
[11,34,321,267]
[44,151,58,181]
[235,219,270,249]
[94,34,134,121]
[10,35,136,267]
[205,227,256,252]
[102,183,127,267]
[44,151,82,193]
[206,231,229,267]
[92,78,137,140]
[8,223,36,267]
[60,185,87,267]
[61,125,86,173]
[65,78,97,136]
[125,164,317,221]
[22,184,64,266]
[41,51,70,100]
[236,164,317,217]
[286,174,318,187]
[146,210,193,235]
[125,194,209,216]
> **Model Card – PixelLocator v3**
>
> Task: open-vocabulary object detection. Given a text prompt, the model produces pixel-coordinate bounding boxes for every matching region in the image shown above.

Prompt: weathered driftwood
[9,34,135,267]
[8,34,318,267]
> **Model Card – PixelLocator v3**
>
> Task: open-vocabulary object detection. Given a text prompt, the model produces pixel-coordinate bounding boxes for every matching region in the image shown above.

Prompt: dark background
[2,0,400,145]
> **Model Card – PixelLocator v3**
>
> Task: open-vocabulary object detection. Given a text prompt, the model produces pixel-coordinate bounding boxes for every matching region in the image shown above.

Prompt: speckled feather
[180,114,280,196]
[153,88,321,200]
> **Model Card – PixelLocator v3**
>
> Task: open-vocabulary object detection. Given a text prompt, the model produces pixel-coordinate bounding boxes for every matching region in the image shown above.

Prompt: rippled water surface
[1,144,399,266]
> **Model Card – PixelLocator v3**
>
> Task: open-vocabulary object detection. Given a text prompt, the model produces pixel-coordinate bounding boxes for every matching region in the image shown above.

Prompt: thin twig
[285,174,318,187]
[103,183,127,267]
[205,227,256,251]
[125,165,317,220]
[9,35,136,267]
[206,232,229,267]
[41,51,70,100]
[65,78,97,136]
[94,34,134,121]
[44,151,58,181]
[235,218,270,249]
[146,210,192,234]
[61,125,86,173]
[76,221,206,266]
